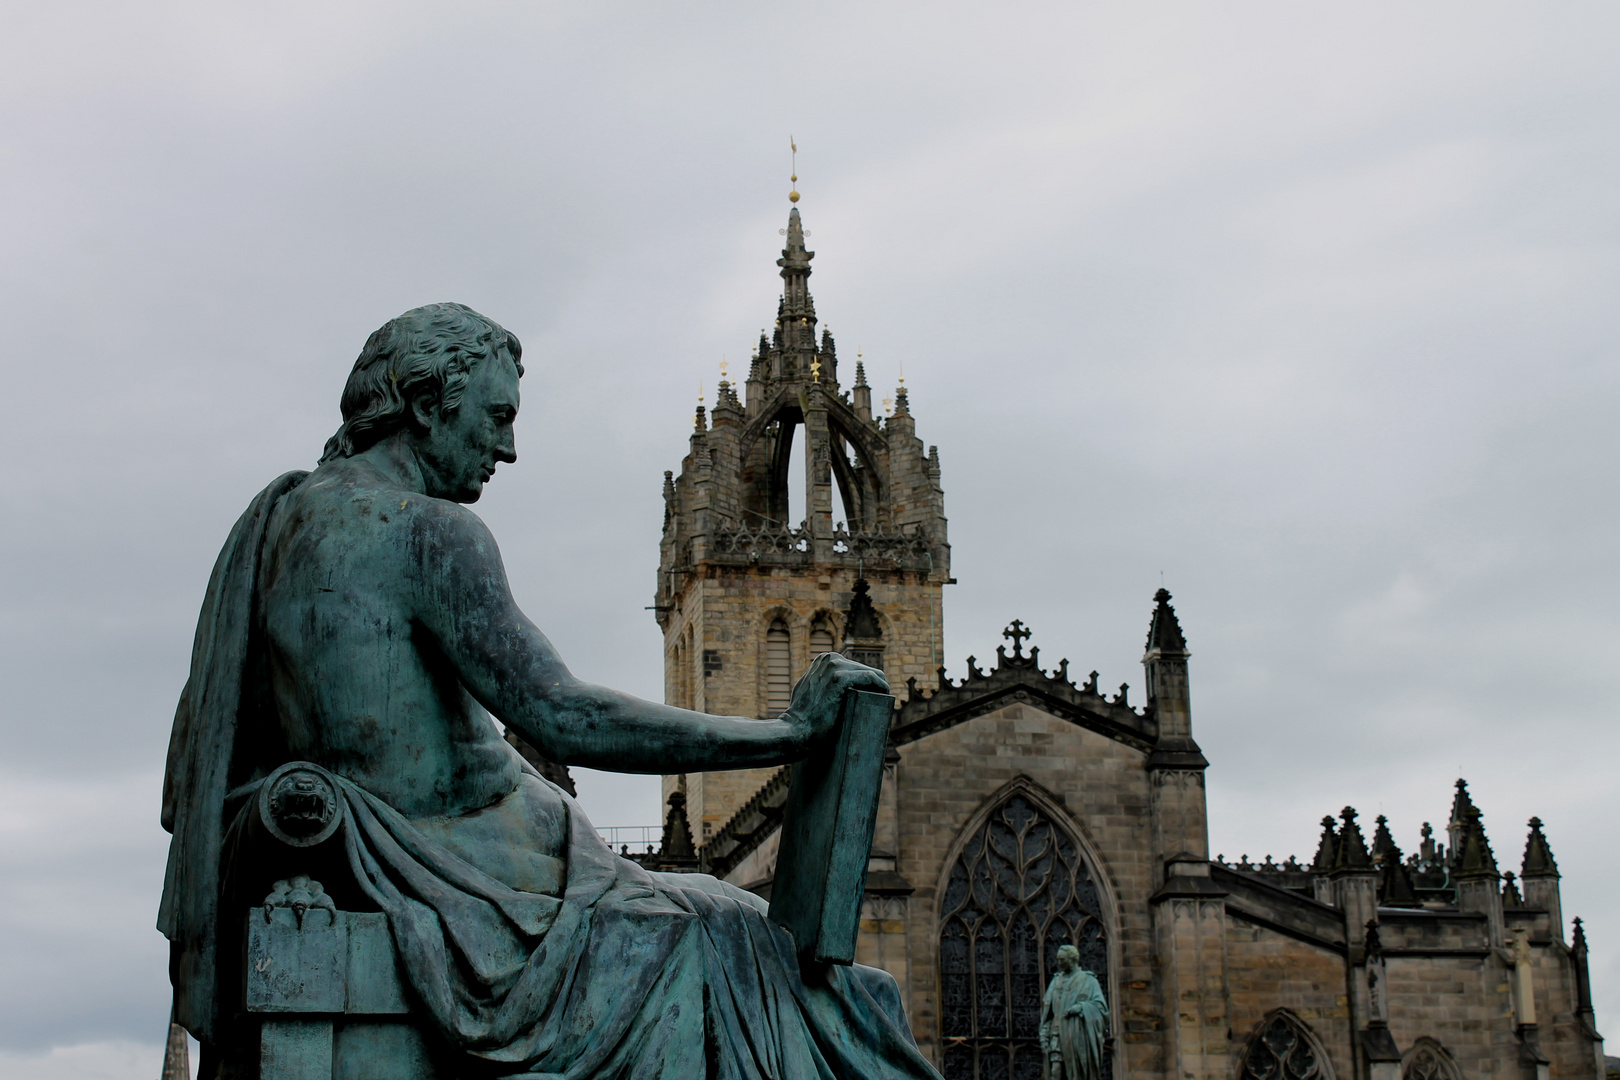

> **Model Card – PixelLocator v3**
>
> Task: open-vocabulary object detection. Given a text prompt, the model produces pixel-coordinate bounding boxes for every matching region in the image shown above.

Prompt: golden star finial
[810,358,822,382]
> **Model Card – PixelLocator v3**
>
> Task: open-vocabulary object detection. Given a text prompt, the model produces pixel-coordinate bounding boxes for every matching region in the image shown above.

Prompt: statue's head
[1056,944,1080,972]
[321,303,524,503]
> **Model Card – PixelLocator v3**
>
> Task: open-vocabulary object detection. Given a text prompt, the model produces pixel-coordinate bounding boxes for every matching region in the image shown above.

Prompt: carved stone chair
[241,764,436,1080]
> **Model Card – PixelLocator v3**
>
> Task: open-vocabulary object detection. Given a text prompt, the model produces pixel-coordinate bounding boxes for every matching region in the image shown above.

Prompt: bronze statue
[159,303,937,1079]
[1038,945,1108,1080]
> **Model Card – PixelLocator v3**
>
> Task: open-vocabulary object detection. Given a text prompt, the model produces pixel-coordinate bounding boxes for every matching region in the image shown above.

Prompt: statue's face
[1057,951,1078,973]
[414,347,521,503]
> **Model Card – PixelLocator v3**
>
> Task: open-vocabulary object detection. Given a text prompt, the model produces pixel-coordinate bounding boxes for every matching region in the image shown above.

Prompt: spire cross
[1003,619,1032,656]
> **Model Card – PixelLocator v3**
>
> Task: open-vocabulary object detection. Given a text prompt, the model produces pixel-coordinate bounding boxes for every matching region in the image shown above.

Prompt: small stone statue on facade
[1038,945,1108,1080]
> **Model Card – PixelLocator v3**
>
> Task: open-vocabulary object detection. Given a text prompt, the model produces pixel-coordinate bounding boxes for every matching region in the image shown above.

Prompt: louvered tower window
[765,619,792,717]
[810,620,834,657]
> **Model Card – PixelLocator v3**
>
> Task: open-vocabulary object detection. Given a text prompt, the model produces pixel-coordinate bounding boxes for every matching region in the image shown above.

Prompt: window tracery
[938,792,1108,1080]
[1237,1012,1333,1080]
[1402,1039,1460,1080]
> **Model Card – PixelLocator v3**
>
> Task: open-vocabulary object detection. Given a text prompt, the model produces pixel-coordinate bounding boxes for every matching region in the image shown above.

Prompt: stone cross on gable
[1003,619,1032,657]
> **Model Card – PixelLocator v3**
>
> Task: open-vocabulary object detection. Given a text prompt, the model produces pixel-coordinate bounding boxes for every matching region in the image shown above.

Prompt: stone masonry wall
[661,562,945,841]
[1223,915,1352,1073]
[1383,954,1530,1078]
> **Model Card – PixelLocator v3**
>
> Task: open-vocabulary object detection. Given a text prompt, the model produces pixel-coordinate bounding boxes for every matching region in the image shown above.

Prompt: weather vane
[789,136,799,204]
[719,357,729,382]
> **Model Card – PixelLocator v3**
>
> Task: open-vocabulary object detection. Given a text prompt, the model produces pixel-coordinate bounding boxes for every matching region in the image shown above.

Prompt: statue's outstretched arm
[410,503,885,773]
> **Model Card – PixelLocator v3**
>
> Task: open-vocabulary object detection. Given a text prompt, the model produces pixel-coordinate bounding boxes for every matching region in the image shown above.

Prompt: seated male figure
[160,303,941,1080]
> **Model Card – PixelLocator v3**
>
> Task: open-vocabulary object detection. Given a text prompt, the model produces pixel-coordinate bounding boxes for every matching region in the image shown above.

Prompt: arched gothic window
[1402,1039,1460,1080]
[765,619,792,717]
[938,792,1108,1080]
[1237,1011,1334,1080]
[670,625,694,710]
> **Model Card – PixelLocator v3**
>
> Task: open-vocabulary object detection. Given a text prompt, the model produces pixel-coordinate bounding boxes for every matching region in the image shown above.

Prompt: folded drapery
[229,762,933,1079]
[160,472,939,1079]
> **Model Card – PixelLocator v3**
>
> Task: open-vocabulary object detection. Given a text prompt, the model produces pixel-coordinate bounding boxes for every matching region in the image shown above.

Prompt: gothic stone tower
[655,202,950,845]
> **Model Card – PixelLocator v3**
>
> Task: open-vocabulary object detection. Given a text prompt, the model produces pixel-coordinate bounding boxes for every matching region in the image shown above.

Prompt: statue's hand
[1065,1004,1084,1017]
[781,652,890,748]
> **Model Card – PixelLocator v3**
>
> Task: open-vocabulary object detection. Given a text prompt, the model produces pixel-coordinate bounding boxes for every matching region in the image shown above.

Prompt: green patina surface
[160,303,938,1080]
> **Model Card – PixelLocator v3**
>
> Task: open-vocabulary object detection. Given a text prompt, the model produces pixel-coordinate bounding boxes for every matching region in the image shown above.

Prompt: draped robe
[159,473,942,1080]
[1037,969,1107,1080]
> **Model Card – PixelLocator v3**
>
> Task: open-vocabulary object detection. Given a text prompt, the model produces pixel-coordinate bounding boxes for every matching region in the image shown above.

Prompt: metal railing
[595,825,662,854]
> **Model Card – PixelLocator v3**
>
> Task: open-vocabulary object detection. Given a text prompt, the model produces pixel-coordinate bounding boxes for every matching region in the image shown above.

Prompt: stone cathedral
[631,200,1606,1079]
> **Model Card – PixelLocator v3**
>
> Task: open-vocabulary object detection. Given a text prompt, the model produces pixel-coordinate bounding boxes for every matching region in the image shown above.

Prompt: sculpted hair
[320,302,524,464]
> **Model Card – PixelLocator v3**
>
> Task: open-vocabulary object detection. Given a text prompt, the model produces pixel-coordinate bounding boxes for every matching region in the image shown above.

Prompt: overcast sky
[2,2,1618,1075]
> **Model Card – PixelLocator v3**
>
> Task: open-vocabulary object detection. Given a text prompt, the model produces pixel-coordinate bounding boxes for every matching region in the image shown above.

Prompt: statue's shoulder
[270,464,492,569]
[325,463,502,561]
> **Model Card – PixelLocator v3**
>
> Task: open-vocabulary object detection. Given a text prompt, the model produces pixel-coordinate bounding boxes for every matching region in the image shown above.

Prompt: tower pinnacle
[654,179,952,842]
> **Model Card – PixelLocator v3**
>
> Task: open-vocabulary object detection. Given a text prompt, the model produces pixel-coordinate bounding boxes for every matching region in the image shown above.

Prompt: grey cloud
[2,1,1618,1066]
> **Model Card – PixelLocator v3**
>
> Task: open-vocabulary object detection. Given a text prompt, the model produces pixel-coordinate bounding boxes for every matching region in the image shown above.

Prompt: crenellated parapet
[890,623,1153,751]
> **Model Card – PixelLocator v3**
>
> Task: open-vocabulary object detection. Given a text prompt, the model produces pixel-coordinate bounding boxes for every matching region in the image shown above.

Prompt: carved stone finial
[1522,816,1560,878]
[1455,805,1499,878]
[1144,588,1187,655]
[1335,806,1372,870]
[1312,815,1339,873]
[844,578,882,641]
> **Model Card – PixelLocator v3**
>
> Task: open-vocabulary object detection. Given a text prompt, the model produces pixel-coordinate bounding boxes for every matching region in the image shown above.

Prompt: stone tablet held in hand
[769,688,895,965]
